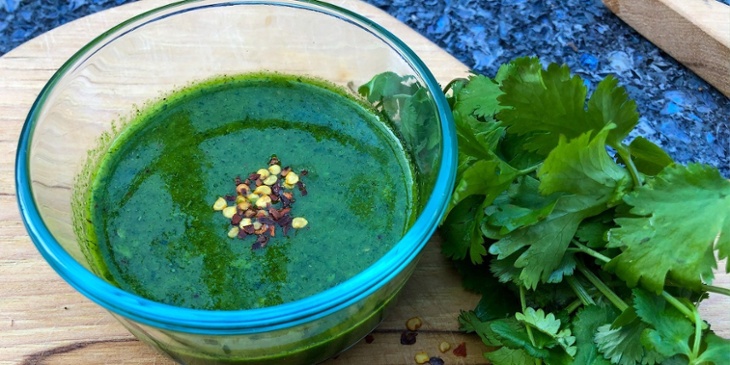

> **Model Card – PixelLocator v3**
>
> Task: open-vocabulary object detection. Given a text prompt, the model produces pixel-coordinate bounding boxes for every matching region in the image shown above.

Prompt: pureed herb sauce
[84,73,417,310]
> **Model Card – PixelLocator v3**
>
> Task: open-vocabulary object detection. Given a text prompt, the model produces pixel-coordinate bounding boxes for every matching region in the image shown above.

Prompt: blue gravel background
[1,0,728,176]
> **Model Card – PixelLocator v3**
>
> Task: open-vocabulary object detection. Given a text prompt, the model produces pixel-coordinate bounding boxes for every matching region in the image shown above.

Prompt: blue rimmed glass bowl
[15,1,456,363]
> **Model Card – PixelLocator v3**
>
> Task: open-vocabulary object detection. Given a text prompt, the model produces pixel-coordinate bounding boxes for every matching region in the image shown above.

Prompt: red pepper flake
[252,235,269,250]
[400,331,418,345]
[453,342,467,357]
[269,207,282,220]
[300,169,308,176]
[258,217,276,226]
[242,224,255,235]
[280,193,293,208]
[230,214,243,226]
[215,158,308,250]
[296,181,308,196]
[365,334,375,344]
[277,215,292,227]
[428,357,445,365]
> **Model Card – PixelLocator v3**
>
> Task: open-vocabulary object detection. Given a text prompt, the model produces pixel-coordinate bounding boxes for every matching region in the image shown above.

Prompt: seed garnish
[212,156,308,250]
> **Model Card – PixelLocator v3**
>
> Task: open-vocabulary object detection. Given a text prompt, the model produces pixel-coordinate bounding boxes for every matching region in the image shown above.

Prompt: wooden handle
[603,0,730,97]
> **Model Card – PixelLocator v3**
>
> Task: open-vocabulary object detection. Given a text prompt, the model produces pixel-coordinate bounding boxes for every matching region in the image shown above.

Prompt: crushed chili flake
[453,342,467,357]
[300,169,308,176]
[365,334,375,344]
[428,356,444,365]
[258,217,276,226]
[213,156,308,250]
[296,181,308,196]
[428,357,445,365]
[400,331,418,345]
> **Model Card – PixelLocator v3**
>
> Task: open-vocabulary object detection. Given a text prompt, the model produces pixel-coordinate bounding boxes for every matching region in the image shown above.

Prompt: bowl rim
[15,0,457,334]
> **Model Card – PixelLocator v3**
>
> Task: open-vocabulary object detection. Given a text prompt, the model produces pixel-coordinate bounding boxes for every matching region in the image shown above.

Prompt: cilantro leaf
[441,196,488,263]
[606,163,730,292]
[516,307,577,357]
[453,111,504,160]
[627,137,674,176]
[485,347,538,365]
[491,317,574,364]
[485,175,558,237]
[498,60,589,155]
[488,196,604,289]
[452,259,520,318]
[400,88,440,153]
[546,253,577,284]
[490,318,554,359]
[490,252,524,286]
[575,211,615,249]
[453,74,505,119]
[488,210,583,289]
[586,75,639,148]
[449,158,517,218]
[538,126,632,206]
[632,289,693,359]
[459,310,504,347]
[357,71,418,103]
[488,123,632,289]
[696,332,730,364]
[572,303,617,365]
[594,322,665,365]
[432,57,730,365]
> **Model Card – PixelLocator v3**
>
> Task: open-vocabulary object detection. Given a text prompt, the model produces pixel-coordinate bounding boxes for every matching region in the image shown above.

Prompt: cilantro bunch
[362,57,730,365]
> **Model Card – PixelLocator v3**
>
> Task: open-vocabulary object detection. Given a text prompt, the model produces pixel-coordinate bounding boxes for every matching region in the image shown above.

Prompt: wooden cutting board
[0,1,727,364]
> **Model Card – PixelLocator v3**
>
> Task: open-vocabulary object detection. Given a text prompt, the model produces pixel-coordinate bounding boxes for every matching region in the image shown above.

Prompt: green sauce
[84,73,416,310]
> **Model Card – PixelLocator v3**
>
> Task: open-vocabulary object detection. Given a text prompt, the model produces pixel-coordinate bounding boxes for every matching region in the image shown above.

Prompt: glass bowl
[15,1,456,364]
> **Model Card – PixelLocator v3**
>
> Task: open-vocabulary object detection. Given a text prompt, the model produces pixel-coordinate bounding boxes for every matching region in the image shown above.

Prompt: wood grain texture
[603,0,730,97]
[1,1,728,364]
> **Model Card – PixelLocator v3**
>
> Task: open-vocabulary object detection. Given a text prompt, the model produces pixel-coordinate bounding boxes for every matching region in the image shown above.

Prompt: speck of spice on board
[212,155,308,250]
[452,342,467,357]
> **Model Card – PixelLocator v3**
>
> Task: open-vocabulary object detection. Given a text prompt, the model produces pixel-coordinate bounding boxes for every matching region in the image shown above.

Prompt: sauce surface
[86,74,416,310]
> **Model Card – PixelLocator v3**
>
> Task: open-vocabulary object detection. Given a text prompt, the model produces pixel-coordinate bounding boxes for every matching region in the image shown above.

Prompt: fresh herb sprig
[361,57,730,365]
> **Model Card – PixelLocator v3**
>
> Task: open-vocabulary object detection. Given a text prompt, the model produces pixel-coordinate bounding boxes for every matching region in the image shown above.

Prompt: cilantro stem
[442,77,469,95]
[565,299,583,314]
[570,240,611,263]
[692,309,702,361]
[519,286,541,365]
[702,284,730,297]
[576,260,629,312]
[660,291,704,361]
[616,144,643,187]
[517,164,540,176]
[566,275,596,307]
[660,291,708,332]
